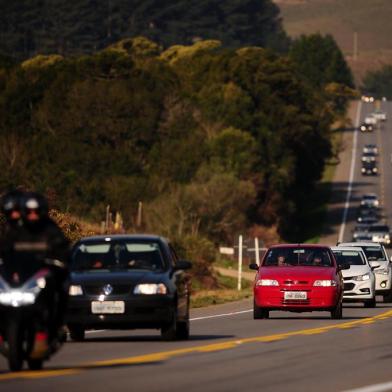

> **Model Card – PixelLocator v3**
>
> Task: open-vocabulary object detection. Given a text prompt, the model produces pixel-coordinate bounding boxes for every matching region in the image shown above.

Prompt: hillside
[274,0,392,84]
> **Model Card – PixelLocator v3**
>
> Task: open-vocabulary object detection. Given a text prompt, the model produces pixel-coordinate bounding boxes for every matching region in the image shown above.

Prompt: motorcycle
[0,258,67,371]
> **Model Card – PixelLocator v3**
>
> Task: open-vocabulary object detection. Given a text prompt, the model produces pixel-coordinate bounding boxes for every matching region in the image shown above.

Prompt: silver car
[331,247,376,307]
[337,242,392,301]
[360,193,379,208]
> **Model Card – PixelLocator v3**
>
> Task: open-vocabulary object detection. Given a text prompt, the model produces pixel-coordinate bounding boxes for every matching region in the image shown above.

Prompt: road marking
[2,308,392,381]
[190,309,252,321]
[342,381,392,392]
[338,100,362,243]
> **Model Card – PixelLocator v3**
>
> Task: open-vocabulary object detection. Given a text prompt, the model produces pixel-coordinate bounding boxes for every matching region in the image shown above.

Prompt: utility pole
[255,237,260,266]
[353,32,358,61]
[237,235,243,291]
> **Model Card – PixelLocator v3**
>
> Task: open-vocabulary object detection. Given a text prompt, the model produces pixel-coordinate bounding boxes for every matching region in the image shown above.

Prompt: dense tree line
[362,64,392,99]
[0,0,289,60]
[0,34,354,253]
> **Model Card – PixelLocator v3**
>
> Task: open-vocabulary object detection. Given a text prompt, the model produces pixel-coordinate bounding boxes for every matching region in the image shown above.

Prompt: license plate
[91,301,125,314]
[284,291,307,300]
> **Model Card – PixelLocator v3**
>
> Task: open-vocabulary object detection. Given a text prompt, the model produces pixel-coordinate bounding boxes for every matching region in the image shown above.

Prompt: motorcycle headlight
[352,274,370,281]
[0,291,36,306]
[313,280,337,287]
[69,285,83,296]
[134,283,167,295]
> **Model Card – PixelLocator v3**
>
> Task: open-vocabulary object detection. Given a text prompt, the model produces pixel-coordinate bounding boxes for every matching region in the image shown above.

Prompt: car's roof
[362,193,377,197]
[76,234,168,242]
[331,246,364,252]
[268,244,330,249]
[339,242,383,248]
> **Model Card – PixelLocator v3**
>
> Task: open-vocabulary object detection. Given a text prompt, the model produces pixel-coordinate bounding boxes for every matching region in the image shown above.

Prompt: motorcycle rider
[0,190,70,357]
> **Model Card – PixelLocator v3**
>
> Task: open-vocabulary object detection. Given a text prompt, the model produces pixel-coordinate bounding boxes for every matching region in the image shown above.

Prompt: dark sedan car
[361,161,378,176]
[66,235,192,341]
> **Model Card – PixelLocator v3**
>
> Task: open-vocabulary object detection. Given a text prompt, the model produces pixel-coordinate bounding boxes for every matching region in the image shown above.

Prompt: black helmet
[1,190,24,223]
[22,192,49,223]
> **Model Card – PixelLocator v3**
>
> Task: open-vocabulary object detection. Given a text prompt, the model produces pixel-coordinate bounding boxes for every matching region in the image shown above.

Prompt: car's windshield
[263,248,333,267]
[368,226,389,232]
[360,247,386,261]
[333,251,365,266]
[71,241,165,271]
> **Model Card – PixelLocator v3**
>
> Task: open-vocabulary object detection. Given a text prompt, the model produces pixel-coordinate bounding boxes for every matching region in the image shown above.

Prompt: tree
[362,65,392,99]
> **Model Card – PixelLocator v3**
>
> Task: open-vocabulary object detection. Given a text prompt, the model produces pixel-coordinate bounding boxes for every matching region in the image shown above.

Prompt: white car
[337,242,392,301]
[373,110,387,121]
[364,115,377,125]
[360,193,379,208]
[331,246,376,307]
[363,144,378,155]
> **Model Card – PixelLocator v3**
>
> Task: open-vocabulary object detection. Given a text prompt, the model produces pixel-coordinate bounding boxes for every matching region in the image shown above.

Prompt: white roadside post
[255,237,260,266]
[238,235,243,291]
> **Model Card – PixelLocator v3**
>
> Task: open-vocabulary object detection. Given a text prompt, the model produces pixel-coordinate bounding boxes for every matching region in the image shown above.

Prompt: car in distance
[361,94,375,103]
[352,224,371,241]
[66,234,192,341]
[361,152,376,163]
[249,244,348,319]
[364,115,377,125]
[368,224,391,246]
[337,242,392,302]
[360,122,374,132]
[361,160,378,176]
[357,206,379,224]
[363,144,378,155]
[360,193,379,208]
[331,247,377,308]
[373,110,387,121]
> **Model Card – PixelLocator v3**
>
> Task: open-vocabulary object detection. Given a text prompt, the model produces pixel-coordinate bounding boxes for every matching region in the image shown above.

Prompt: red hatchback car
[249,244,349,319]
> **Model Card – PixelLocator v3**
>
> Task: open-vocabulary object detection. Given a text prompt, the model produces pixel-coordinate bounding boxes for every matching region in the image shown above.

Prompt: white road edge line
[342,381,392,392]
[190,309,253,321]
[338,100,362,243]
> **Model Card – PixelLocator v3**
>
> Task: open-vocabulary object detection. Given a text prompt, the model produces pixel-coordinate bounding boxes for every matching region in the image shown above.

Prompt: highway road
[2,100,392,392]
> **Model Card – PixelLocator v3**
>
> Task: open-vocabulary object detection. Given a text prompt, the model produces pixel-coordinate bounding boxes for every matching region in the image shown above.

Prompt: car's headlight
[69,285,83,296]
[256,279,279,287]
[313,280,337,287]
[375,268,389,275]
[373,168,378,172]
[134,283,167,295]
[352,274,370,281]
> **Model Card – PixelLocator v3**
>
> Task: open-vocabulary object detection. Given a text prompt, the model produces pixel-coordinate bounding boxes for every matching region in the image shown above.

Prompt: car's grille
[344,283,355,291]
[344,277,354,281]
[83,285,131,295]
[282,299,310,305]
[283,280,309,285]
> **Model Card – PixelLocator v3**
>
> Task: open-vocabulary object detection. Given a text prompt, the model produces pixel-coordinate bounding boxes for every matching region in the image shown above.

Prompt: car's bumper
[254,287,340,311]
[343,279,374,300]
[66,295,175,329]
[374,271,392,293]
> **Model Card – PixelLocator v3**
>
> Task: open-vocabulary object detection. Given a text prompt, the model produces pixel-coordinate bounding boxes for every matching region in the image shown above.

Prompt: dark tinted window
[263,248,332,267]
[369,226,389,232]
[71,241,165,271]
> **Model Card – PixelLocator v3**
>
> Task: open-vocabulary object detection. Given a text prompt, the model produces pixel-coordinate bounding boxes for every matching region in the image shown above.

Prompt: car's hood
[259,266,335,282]
[341,265,370,277]
[70,270,167,285]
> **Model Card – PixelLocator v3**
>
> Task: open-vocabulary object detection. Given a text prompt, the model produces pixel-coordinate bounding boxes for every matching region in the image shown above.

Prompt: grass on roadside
[190,273,252,308]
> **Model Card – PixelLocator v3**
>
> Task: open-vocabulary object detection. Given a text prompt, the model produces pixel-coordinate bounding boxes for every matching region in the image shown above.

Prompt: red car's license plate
[284,291,307,300]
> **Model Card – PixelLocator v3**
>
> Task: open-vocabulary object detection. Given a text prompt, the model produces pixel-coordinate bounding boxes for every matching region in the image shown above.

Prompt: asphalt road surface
[2,100,392,392]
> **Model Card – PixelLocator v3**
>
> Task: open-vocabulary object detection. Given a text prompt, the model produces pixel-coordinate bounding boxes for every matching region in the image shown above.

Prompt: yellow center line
[2,309,392,381]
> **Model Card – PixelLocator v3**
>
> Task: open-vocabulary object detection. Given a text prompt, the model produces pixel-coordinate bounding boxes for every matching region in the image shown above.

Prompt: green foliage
[0,0,289,60]
[0,37,338,249]
[362,65,392,99]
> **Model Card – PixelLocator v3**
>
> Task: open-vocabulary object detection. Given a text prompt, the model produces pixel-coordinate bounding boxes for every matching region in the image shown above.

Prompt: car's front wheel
[364,298,376,308]
[68,325,85,342]
[161,311,190,341]
[253,301,269,319]
[331,302,343,319]
[382,290,392,303]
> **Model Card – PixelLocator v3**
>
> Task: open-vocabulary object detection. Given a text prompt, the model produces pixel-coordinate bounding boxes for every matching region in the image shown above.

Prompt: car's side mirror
[337,263,350,271]
[249,263,259,271]
[389,256,392,263]
[174,260,192,271]
[370,261,381,270]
